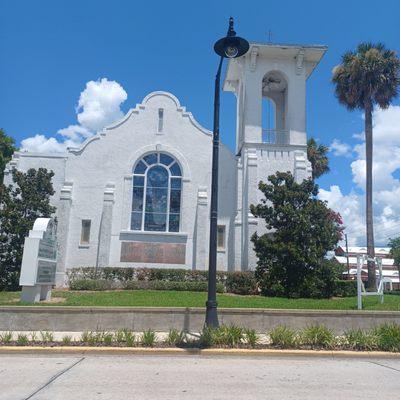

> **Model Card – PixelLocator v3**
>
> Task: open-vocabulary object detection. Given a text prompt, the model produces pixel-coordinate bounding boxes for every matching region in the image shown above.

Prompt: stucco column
[244,148,258,270]
[294,150,312,183]
[56,182,73,287]
[234,158,243,271]
[97,183,115,268]
[194,187,208,270]
[121,175,132,230]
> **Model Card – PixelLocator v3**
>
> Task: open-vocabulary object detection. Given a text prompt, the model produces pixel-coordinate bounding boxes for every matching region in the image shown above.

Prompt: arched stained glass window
[131,152,182,232]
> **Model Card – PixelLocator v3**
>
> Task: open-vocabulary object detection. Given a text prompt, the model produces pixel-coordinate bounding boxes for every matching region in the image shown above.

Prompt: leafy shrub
[225,272,257,295]
[269,325,297,348]
[343,329,377,351]
[0,331,12,344]
[300,325,335,348]
[244,328,259,348]
[252,172,344,299]
[16,333,29,346]
[166,329,186,346]
[62,335,73,345]
[334,280,357,297]
[375,323,400,352]
[141,329,157,347]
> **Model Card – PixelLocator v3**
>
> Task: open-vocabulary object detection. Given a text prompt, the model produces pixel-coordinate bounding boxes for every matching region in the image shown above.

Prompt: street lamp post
[205,17,249,328]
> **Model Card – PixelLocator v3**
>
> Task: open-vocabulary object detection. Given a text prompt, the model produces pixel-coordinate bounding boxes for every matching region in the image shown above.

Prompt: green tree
[251,172,343,298]
[332,43,400,289]
[0,168,55,290]
[0,129,16,183]
[388,237,400,290]
[307,137,330,180]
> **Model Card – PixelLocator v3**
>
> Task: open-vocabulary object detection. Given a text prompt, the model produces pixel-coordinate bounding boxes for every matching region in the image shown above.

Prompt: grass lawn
[1,290,400,310]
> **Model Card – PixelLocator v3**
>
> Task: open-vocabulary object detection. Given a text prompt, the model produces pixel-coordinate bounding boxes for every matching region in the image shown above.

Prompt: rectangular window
[217,225,226,250]
[158,108,164,132]
[80,220,91,245]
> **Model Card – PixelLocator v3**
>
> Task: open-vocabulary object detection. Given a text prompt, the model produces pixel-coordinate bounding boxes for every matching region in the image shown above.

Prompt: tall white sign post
[19,218,57,303]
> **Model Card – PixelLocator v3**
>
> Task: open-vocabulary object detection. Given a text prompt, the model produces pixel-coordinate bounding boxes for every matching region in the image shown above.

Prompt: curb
[1,346,400,358]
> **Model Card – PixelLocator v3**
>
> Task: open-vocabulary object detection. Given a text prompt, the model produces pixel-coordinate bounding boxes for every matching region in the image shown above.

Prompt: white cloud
[321,105,400,246]
[76,78,127,132]
[21,78,127,153]
[330,139,352,157]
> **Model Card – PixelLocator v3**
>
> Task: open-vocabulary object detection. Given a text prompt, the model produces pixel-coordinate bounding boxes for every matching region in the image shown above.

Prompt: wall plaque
[120,242,186,264]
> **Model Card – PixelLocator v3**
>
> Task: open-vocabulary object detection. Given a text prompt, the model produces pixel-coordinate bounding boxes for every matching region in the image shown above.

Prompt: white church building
[5,42,326,285]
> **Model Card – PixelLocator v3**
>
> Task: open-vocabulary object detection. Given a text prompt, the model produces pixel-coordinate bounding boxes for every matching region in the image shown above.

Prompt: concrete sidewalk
[1,354,400,399]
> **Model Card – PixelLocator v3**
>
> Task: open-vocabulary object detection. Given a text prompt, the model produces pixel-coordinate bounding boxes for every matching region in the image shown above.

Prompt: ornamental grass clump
[0,331,12,344]
[62,335,73,346]
[16,333,29,346]
[141,329,157,347]
[244,328,259,348]
[269,325,297,348]
[343,329,377,351]
[123,331,136,347]
[210,325,244,347]
[300,325,335,349]
[102,332,114,346]
[115,329,127,344]
[40,331,54,343]
[166,329,186,346]
[81,331,104,345]
[375,323,400,352]
[199,327,215,348]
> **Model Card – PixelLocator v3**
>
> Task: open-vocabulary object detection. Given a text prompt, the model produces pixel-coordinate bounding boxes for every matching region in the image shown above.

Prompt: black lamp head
[214,17,249,59]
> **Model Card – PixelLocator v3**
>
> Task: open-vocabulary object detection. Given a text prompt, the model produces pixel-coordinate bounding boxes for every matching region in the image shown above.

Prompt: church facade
[4,42,326,285]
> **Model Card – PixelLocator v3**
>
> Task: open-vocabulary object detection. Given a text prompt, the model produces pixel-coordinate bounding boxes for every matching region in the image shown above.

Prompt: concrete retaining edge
[1,306,400,333]
[0,346,399,359]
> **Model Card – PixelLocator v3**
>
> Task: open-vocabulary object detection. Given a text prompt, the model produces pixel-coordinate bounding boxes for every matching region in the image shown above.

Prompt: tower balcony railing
[262,129,289,145]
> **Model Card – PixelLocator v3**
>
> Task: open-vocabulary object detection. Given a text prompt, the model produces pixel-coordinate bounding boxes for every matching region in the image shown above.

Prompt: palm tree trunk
[365,100,376,289]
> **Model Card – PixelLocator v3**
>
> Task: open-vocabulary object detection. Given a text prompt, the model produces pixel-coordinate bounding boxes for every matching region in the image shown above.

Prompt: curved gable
[68,91,211,156]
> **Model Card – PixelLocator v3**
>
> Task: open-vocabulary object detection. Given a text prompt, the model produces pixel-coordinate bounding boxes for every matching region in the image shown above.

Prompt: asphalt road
[1,354,400,399]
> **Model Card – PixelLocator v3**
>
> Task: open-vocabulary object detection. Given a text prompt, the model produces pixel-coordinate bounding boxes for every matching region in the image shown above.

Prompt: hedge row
[67,267,356,297]
[67,267,257,295]
[69,279,225,293]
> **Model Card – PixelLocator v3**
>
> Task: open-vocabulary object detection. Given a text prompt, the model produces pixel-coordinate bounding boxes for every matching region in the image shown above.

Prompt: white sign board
[19,218,57,303]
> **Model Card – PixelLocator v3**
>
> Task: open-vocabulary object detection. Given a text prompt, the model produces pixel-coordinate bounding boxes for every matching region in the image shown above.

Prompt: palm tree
[307,137,330,180]
[332,43,400,289]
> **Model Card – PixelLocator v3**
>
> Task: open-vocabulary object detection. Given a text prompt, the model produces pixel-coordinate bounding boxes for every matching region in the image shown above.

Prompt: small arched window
[131,152,182,232]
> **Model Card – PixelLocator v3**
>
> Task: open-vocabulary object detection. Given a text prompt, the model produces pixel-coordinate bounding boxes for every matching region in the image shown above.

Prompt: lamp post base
[205,300,219,328]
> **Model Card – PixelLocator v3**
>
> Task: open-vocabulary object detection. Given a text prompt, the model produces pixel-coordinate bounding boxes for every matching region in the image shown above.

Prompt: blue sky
[1,0,400,245]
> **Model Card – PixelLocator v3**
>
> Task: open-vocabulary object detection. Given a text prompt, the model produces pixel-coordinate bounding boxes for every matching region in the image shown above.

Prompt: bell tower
[223,42,327,270]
